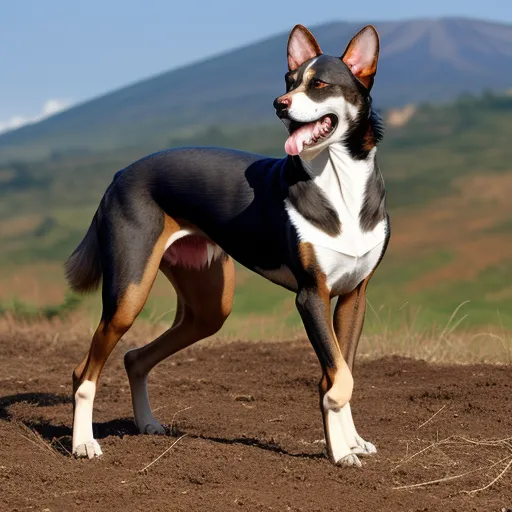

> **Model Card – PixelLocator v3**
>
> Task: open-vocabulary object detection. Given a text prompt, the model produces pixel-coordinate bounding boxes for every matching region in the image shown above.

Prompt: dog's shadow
[0,392,323,460]
[0,392,139,456]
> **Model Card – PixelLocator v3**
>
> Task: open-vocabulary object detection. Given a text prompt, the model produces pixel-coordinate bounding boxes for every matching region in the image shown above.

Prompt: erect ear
[287,24,322,71]
[341,25,380,89]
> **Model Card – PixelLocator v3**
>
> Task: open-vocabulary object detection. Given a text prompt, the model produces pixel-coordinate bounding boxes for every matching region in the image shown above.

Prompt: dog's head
[274,24,380,159]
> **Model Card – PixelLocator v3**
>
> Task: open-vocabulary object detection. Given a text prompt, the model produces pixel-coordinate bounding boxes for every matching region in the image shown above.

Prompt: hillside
[1,92,512,333]
[2,17,512,161]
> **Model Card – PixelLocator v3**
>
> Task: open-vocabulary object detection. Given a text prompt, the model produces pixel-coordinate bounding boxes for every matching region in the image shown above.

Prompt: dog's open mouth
[284,114,338,156]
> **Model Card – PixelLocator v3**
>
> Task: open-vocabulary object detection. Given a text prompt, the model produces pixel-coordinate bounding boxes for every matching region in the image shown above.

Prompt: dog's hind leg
[332,276,376,456]
[124,253,235,435]
[71,214,173,459]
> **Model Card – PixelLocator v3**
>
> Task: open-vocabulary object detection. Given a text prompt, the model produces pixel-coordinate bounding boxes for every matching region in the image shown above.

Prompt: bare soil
[0,329,511,511]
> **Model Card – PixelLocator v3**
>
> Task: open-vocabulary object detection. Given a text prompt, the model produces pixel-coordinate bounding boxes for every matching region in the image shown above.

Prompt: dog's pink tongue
[284,122,315,156]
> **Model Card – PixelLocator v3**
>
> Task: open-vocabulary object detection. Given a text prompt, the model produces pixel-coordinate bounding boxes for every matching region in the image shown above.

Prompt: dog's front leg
[295,287,361,467]
[333,278,377,456]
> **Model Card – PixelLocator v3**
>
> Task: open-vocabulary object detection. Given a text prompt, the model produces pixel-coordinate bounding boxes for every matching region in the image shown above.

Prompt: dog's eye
[312,78,328,89]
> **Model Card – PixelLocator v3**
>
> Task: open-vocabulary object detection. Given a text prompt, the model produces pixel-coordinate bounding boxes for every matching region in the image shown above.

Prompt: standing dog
[65,23,389,467]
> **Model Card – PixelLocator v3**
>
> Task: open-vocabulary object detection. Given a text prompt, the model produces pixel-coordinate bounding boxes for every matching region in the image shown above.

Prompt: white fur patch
[288,91,354,127]
[315,242,385,296]
[287,88,358,158]
[164,228,196,251]
[325,402,372,462]
[326,407,353,462]
[339,402,359,447]
[72,380,99,454]
[340,402,377,455]
[303,57,319,74]
[163,229,224,269]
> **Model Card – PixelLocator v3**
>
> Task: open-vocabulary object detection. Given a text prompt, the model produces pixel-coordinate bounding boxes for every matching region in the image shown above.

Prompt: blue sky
[1,0,511,131]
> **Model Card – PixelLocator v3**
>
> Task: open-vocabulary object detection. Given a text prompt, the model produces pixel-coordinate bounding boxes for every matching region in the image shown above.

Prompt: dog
[64,23,390,467]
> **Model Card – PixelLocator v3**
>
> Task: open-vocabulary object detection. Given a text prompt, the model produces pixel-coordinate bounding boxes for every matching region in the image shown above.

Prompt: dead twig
[392,436,453,471]
[138,434,187,473]
[17,423,58,458]
[52,437,71,456]
[462,456,512,495]
[418,404,448,430]
[170,406,192,427]
[393,456,510,491]
[451,435,512,448]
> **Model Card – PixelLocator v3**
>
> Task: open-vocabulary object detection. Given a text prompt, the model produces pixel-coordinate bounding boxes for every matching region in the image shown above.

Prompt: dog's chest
[286,149,387,293]
[314,242,384,295]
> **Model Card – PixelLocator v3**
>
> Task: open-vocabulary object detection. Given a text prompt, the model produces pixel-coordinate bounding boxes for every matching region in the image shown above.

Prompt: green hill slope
[1,91,512,333]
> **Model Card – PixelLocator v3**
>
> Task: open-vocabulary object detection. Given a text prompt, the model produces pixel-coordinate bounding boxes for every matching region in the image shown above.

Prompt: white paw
[73,439,103,459]
[351,436,377,455]
[336,453,362,467]
[140,420,167,435]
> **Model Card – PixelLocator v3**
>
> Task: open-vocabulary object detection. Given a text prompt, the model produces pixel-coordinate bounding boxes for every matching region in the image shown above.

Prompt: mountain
[2,17,512,161]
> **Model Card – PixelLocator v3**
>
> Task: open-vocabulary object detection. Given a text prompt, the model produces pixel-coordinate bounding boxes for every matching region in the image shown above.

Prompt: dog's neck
[299,141,378,224]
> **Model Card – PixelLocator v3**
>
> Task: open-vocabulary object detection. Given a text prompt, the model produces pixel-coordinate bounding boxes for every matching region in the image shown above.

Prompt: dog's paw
[73,440,103,459]
[140,421,167,436]
[351,436,377,456]
[336,453,362,467]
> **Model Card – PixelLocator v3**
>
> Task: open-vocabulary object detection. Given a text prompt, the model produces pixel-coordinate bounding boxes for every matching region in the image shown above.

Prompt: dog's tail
[64,213,102,293]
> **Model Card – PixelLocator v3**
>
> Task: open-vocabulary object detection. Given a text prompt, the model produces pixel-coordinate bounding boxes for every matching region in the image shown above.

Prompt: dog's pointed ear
[287,24,322,71]
[341,25,380,90]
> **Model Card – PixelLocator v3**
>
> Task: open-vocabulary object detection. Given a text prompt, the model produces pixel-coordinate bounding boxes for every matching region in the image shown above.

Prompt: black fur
[285,156,341,237]
[64,26,391,467]
[359,157,387,232]
[67,42,388,326]
[345,101,384,160]
[66,147,346,315]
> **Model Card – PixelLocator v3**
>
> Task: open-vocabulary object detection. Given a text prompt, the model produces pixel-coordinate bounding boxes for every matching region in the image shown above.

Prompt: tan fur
[74,215,177,388]
[276,67,316,106]
[333,273,372,372]
[125,254,235,380]
[73,212,236,450]
[297,242,353,428]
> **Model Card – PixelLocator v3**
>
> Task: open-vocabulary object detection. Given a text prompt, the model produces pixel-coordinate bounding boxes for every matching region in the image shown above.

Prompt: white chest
[285,145,387,294]
[315,241,385,295]
[286,146,387,258]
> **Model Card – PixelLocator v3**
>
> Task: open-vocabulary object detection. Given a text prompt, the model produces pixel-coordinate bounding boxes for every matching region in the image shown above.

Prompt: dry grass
[15,421,61,458]
[392,434,512,494]
[138,434,188,474]
[361,300,512,364]
[1,300,511,365]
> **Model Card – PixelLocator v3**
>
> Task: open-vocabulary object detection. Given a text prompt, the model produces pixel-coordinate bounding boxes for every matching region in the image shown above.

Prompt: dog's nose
[273,96,291,112]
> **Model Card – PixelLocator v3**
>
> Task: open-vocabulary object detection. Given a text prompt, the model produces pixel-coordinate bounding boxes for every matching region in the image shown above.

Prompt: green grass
[484,218,512,234]
[0,292,83,322]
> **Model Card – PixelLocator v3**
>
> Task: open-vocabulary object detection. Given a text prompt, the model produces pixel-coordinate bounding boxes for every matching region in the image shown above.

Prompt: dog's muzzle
[273,96,290,119]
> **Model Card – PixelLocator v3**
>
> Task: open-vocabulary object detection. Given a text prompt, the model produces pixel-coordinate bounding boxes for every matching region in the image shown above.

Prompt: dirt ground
[0,328,511,512]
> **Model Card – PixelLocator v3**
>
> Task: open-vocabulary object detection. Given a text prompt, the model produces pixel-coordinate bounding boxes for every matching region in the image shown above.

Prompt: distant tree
[33,216,56,237]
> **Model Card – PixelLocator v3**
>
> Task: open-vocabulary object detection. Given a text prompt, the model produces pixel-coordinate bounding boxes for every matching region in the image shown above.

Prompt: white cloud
[0,99,72,135]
